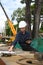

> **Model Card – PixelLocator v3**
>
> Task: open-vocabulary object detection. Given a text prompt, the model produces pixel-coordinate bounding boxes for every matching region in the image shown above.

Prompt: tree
[12,0,43,38]
[25,0,31,31]
[11,8,25,22]
[12,0,31,31]
[21,0,32,31]
[33,0,43,38]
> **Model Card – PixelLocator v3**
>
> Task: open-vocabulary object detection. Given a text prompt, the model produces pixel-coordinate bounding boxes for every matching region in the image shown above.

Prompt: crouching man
[9,21,36,51]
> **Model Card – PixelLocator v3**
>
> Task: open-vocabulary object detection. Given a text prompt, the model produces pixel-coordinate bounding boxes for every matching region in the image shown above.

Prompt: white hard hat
[19,21,27,28]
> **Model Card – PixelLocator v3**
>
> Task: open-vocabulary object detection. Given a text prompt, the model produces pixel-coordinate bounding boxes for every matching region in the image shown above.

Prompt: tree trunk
[33,0,42,38]
[25,0,31,32]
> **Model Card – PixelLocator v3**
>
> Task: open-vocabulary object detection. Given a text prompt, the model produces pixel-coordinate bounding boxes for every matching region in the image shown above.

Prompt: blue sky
[0,0,25,33]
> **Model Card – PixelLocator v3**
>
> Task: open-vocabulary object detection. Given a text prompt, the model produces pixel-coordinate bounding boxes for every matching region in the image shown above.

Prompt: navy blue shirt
[12,31,33,51]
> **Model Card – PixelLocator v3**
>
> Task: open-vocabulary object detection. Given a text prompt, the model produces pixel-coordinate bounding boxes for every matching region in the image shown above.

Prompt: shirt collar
[20,31,26,35]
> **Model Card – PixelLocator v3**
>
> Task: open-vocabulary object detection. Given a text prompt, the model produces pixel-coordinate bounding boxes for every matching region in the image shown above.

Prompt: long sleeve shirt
[12,31,33,51]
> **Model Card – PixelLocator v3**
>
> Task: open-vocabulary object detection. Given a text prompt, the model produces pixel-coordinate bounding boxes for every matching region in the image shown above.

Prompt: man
[9,21,36,51]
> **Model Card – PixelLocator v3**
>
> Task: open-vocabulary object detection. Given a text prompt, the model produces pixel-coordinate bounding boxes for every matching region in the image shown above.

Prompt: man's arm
[25,32,32,44]
[8,45,14,51]
[26,40,32,44]
[8,34,19,51]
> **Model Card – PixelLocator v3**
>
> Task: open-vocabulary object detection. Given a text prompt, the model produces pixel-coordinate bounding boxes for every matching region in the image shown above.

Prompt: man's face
[20,27,26,32]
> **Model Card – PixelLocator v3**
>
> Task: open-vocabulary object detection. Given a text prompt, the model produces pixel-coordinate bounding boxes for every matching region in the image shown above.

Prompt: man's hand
[26,40,32,44]
[8,45,14,52]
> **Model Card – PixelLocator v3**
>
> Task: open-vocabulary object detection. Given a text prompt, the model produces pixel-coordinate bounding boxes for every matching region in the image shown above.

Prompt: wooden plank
[1,56,22,65]
[17,58,43,65]
[0,58,6,65]
[0,53,43,65]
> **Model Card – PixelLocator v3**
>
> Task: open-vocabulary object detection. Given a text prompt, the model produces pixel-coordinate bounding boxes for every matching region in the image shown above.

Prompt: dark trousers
[22,44,37,51]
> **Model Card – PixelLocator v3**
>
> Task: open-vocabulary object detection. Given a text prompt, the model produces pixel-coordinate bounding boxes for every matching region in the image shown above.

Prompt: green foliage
[20,0,32,4]
[20,0,25,4]
[41,3,43,15]
[5,21,13,36]
[30,4,35,15]
[11,8,25,22]
[5,21,19,36]
[41,8,43,15]
[11,3,43,22]
[39,23,43,33]
[39,29,43,33]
